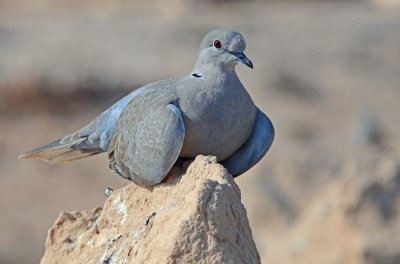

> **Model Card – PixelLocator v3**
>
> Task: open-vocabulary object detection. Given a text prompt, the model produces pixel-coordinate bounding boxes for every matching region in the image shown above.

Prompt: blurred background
[1,0,400,263]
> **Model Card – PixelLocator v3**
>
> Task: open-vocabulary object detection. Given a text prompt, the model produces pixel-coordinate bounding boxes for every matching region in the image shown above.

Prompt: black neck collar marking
[191,72,203,78]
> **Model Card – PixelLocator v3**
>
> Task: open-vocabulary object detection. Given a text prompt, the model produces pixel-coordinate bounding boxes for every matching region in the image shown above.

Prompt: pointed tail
[18,138,102,164]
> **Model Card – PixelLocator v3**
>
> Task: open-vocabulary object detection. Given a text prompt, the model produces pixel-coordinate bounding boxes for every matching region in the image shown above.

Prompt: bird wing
[221,108,274,176]
[108,90,185,186]
[18,87,146,163]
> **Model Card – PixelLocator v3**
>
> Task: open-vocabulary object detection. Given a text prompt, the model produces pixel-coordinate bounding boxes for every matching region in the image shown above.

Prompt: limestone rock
[40,155,260,264]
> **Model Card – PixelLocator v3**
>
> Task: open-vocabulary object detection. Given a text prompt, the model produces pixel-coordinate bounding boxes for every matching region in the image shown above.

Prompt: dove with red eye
[19,29,273,186]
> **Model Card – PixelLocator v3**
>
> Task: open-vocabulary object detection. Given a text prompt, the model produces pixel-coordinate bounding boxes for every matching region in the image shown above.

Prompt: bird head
[194,29,253,72]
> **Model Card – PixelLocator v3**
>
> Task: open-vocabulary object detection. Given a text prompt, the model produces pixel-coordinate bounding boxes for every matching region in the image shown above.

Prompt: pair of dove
[19,29,275,186]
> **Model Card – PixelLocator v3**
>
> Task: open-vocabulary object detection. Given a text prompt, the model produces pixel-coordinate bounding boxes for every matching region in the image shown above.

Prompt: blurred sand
[1,1,400,263]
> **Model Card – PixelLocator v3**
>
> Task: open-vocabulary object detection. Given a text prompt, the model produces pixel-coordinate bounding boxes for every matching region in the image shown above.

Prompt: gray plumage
[19,29,274,186]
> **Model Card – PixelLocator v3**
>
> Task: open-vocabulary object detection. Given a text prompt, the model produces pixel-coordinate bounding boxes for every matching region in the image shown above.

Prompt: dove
[19,29,275,186]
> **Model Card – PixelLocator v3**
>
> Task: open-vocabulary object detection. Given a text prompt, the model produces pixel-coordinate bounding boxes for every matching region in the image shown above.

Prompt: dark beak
[231,51,253,69]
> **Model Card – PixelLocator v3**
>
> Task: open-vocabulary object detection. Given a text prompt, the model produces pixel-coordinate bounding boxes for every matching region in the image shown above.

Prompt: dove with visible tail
[19,29,274,186]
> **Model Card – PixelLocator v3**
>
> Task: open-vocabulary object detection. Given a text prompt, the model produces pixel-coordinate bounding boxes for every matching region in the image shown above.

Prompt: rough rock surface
[40,155,260,264]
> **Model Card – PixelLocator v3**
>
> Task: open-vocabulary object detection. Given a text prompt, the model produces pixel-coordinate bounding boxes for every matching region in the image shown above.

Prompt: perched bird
[19,29,274,186]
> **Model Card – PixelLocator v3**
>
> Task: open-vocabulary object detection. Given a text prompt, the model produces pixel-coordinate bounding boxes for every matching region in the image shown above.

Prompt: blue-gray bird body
[19,29,274,186]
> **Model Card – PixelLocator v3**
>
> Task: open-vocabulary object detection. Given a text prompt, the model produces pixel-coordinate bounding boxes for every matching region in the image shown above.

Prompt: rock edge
[40,155,261,264]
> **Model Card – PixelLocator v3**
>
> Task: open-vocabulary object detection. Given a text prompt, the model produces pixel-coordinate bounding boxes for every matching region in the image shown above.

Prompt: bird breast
[178,74,257,160]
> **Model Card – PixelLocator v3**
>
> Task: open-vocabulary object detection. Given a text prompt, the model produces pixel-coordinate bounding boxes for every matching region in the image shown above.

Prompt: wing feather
[108,87,184,186]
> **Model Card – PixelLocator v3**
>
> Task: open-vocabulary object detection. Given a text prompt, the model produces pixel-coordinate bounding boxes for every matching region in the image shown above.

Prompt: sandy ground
[1,1,400,263]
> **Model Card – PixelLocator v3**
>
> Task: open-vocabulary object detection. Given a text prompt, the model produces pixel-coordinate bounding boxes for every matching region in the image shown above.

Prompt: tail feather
[18,138,102,164]
[46,149,101,164]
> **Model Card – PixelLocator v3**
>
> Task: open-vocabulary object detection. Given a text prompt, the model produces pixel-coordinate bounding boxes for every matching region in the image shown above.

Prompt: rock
[40,155,260,264]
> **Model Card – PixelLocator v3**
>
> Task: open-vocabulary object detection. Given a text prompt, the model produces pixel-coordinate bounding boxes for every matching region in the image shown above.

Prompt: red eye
[213,40,222,49]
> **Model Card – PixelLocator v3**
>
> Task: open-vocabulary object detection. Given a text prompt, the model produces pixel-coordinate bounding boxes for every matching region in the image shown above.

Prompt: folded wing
[18,88,144,164]
[109,101,185,186]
